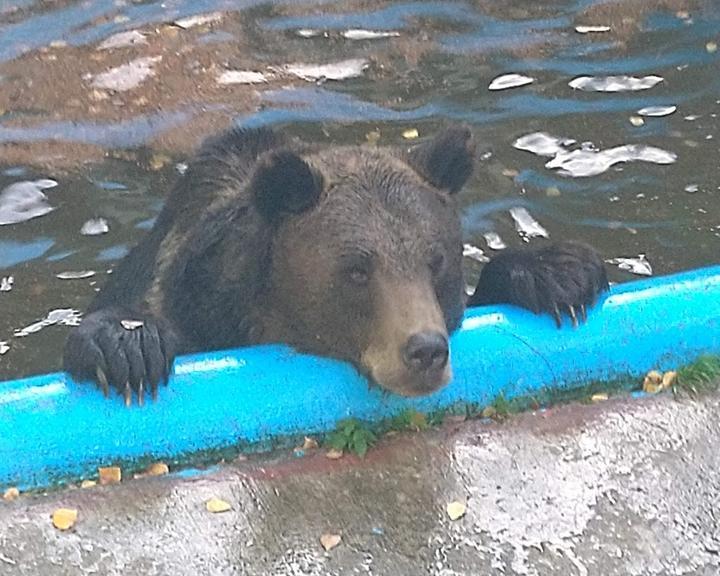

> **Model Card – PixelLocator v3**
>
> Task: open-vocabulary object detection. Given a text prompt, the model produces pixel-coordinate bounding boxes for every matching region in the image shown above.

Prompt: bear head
[250,127,475,397]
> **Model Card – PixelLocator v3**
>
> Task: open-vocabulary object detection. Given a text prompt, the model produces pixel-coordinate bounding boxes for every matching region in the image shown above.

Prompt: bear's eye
[429,251,445,277]
[341,254,372,287]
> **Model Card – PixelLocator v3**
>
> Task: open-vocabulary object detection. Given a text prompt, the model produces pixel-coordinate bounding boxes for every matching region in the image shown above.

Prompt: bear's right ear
[405,126,475,194]
[251,150,323,221]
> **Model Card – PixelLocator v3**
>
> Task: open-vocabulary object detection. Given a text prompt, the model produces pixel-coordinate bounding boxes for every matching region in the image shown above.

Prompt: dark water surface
[0,0,718,379]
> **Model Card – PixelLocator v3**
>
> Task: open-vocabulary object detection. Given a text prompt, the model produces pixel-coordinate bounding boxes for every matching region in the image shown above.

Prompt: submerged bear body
[64,127,607,405]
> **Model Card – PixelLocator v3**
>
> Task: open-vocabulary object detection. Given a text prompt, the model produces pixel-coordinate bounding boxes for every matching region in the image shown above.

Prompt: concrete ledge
[2,266,720,490]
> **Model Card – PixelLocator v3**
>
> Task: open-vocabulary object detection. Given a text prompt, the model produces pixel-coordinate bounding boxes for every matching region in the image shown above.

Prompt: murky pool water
[0,0,718,379]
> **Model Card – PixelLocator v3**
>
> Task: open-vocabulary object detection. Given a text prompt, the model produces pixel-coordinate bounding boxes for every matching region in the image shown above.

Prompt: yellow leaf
[98,466,122,485]
[3,487,19,501]
[325,449,344,460]
[80,480,97,489]
[661,370,677,390]
[302,437,319,450]
[52,508,78,531]
[402,128,419,140]
[446,501,466,521]
[591,393,608,402]
[206,497,232,513]
[643,370,663,393]
[146,462,169,476]
[320,533,341,551]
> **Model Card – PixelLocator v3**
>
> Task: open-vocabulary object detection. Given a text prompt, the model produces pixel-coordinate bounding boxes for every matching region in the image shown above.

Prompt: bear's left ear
[405,126,475,194]
[251,150,323,221]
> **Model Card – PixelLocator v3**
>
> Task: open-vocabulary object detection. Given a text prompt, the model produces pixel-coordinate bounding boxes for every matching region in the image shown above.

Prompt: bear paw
[469,240,609,327]
[63,307,177,405]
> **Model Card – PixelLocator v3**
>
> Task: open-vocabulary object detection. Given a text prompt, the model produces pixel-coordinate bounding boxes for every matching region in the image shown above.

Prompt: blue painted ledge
[2,265,720,490]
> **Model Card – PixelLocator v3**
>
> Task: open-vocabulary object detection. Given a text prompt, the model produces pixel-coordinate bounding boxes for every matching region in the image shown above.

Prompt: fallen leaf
[98,466,122,485]
[3,487,19,501]
[302,437,319,450]
[174,12,224,29]
[482,406,497,419]
[365,130,381,145]
[325,449,344,460]
[146,462,169,476]
[488,73,534,91]
[206,497,232,513]
[320,533,341,551]
[120,319,144,330]
[643,370,663,393]
[575,25,611,33]
[662,370,677,390]
[591,393,608,402]
[80,480,96,489]
[402,128,419,139]
[52,508,78,530]
[149,153,171,171]
[446,501,466,521]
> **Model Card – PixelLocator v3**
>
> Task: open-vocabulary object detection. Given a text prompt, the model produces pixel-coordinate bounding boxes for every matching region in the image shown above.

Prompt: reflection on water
[0,0,719,378]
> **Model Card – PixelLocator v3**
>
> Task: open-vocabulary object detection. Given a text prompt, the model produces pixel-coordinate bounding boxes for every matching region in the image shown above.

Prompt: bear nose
[402,331,449,373]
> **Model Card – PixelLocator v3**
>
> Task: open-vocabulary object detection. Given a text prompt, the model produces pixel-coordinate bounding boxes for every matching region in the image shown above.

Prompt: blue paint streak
[2,266,720,489]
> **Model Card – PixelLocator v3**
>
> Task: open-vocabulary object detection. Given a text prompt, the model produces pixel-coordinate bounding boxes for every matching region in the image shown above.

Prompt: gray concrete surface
[1,392,718,575]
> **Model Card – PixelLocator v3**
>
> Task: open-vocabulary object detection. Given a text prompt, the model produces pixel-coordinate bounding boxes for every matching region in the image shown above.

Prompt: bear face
[255,147,467,396]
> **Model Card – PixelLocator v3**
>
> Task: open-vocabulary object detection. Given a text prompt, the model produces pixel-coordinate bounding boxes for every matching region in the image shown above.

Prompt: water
[0,0,718,379]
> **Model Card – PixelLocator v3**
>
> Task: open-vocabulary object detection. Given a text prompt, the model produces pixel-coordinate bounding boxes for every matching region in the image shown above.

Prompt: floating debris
[0,276,13,291]
[568,75,663,92]
[0,342,8,355]
[446,501,467,521]
[509,207,549,240]
[707,41,718,54]
[296,29,322,38]
[14,308,82,337]
[341,29,399,40]
[402,128,419,139]
[606,254,652,276]
[80,218,109,236]
[0,179,57,226]
[488,73,534,91]
[513,132,576,157]
[320,533,342,551]
[217,70,269,85]
[284,59,368,81]
[120,319,144,330]
[176,162,188,175]
[545,144,676,178]
[174,12,223,29]
[483,232,506,250]
[462,243,489,263]
[91,56,162,91]
[56,271,95,280]
[52,508,78,531]
[637,105,676,117]
[629,116,645,126]
[684,183,699,194]
[206,497,232,513]
[98,30,147,50]
[575,25,611,33]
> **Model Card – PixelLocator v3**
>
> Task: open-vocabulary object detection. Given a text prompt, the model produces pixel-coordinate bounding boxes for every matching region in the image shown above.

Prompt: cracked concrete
[1,392,718,575]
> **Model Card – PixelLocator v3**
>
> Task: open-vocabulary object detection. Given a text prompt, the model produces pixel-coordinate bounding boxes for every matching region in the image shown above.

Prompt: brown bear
[63,126,607,405]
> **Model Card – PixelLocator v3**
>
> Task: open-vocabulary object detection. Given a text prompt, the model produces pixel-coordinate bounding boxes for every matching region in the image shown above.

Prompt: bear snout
[402,331,449,373]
